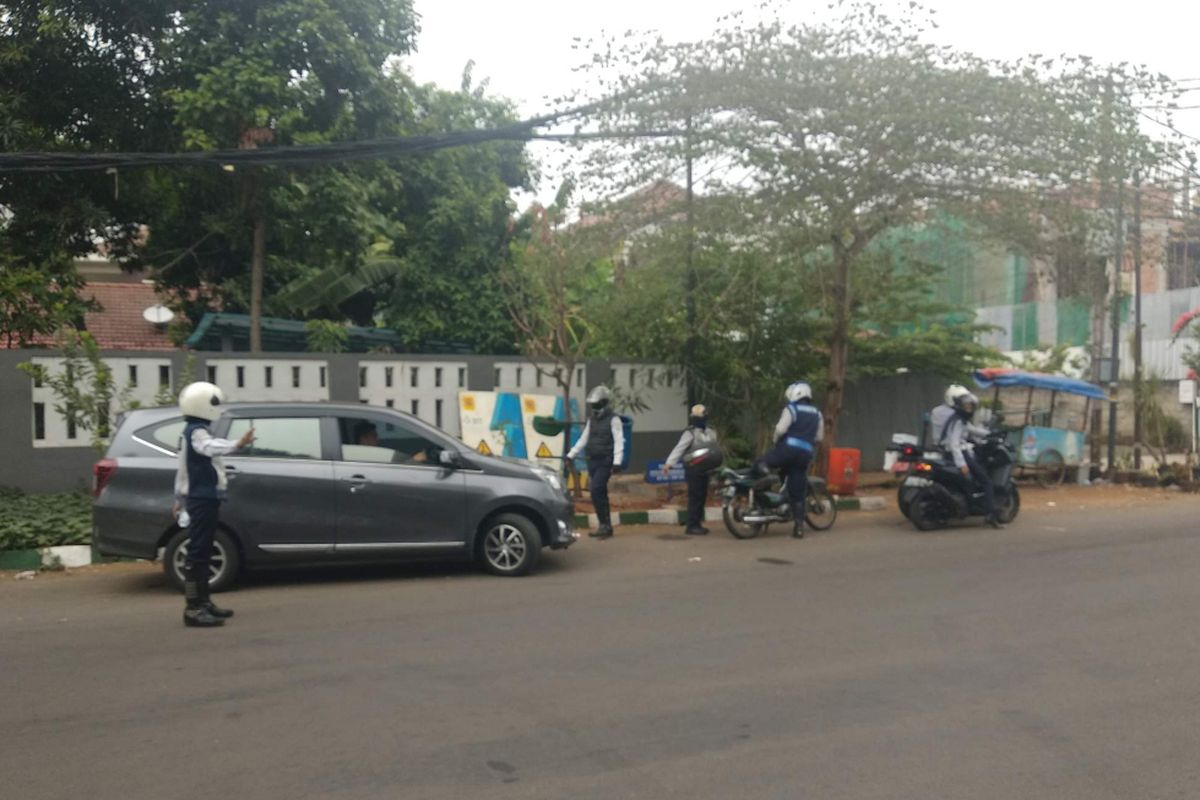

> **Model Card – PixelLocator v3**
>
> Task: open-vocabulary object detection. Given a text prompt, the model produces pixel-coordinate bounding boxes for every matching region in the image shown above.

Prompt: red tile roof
[4,282,175,351]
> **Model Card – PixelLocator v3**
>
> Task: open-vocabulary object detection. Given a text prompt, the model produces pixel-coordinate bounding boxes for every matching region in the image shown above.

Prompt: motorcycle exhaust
[742,515,785,523]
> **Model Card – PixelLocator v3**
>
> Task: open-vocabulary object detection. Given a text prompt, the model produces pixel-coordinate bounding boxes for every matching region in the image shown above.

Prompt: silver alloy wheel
[172,538,227,584]
[484,523,528,572]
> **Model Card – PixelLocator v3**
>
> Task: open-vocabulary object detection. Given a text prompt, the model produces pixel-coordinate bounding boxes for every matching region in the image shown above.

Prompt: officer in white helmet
[943,391,1004,528]
[762,380,824,538]
[565,386,625,539]
[930,384,970,446]
[173,381,255,628]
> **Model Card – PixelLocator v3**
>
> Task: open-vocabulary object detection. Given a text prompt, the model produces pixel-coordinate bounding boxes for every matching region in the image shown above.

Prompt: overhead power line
[0,99,685,174]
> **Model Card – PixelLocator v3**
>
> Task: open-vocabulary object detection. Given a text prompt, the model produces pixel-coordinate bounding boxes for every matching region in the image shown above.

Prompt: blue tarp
[973,369,1108,401]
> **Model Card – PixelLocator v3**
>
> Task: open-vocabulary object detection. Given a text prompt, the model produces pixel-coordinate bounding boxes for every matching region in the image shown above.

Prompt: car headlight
[530,467,563,492]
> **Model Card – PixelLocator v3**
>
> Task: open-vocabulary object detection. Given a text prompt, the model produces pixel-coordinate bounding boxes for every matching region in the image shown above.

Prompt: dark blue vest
[183,418,221,500]
[586,409,615,460]
[782,402,821,452]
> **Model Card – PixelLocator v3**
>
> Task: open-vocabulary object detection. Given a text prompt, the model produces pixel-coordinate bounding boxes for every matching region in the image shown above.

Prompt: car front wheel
[163,528,241,593]
[479,513,542,577]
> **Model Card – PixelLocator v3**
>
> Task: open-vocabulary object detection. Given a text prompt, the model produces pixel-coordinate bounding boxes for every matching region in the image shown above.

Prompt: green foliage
[0,488,92,551]
[305,319,350,353]
[1132,374,1191,460]
[574,0,1174,449]
[18,331,132,452]
[1,2,527,354]
[500,186,616,421]
[0,254,96,348]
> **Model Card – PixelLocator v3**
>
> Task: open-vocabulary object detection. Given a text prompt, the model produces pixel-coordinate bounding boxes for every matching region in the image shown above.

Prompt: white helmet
[785,381,813,403]
[586,385,612,409]
[179,381,225,422]
[955,391,979,415]
[944,384,970,407]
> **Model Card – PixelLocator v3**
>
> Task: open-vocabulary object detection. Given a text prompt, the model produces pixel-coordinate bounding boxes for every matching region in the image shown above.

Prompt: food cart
[973,368,1109,487]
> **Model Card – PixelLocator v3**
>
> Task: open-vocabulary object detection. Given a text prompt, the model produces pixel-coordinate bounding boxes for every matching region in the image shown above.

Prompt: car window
[228,417,323,460]
[135,419,186,453]
[336,415,443,465]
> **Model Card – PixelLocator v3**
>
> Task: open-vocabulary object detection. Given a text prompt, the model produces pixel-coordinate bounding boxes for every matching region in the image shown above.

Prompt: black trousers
[685,473,709,529]
[588,458,613,525]
[964,453,995,516]
[184,497,221,582]
[764,443,812,511]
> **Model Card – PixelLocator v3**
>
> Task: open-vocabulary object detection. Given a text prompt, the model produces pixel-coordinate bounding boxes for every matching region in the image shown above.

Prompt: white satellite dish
[142,304,174,326]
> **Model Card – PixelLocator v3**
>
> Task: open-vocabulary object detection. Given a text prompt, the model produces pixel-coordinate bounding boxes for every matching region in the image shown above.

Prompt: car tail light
[915,462,932,473]
[93,458,118,497]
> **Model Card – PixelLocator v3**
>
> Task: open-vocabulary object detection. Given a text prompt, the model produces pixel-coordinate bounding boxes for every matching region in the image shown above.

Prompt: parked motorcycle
[895,430,1020,530]
[718,465,838,539]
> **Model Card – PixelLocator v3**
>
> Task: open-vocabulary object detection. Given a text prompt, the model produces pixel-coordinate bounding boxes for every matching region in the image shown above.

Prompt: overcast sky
[404,0,1200,205]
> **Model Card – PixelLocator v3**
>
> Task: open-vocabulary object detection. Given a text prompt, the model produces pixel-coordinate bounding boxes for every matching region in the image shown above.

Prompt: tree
[146,0,419,351]
[499,182,614,454]
[0,256,94,348]
[0,2,176,321]
[573,1,1170,462]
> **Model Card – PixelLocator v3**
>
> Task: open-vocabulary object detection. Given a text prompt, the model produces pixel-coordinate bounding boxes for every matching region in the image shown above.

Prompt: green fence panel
[1056,298,1091,347]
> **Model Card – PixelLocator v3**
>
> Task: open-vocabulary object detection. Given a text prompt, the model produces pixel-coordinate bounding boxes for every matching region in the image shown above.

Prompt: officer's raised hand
[237,427,256,449]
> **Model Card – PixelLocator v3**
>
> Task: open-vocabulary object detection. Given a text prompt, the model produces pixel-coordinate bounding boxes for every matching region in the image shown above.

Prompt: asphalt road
[5,496,1200,800]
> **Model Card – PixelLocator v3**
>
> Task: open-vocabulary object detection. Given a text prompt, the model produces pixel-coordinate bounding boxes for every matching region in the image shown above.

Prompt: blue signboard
[645,460,685,484]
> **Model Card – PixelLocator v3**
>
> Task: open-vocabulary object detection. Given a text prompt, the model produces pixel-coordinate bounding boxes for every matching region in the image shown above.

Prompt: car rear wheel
[163,528,241,593]
[479,513,542,577]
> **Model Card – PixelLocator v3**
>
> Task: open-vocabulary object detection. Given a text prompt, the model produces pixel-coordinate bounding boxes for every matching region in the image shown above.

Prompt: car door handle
[341,474,370,493]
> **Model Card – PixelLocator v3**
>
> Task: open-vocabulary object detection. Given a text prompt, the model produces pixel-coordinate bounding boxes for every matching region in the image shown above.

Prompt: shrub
[0,488,92,551]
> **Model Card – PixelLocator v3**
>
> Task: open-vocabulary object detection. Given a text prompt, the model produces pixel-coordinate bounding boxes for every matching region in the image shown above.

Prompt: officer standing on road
[566,386,625,540]
[663,404,719,536]
[762,381,823,539]
[173,382,255,628]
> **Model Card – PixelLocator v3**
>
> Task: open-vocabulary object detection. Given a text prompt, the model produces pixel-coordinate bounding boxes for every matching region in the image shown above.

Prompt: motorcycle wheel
[805,486,838,530]
[996,482,1021,523]
[909,487,948,531]
[722,494,764,539]
[898,485,912,519]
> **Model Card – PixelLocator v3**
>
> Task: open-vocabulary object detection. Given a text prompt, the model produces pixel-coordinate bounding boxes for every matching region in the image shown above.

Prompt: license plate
[903,477,931,488]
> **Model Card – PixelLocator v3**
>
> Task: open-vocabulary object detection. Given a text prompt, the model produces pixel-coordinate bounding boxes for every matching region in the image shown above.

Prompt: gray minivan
[92,403,577,590]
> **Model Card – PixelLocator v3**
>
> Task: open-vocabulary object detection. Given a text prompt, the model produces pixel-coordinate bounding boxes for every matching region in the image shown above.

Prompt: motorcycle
[718,465,838,539]
[896,429,1020,530]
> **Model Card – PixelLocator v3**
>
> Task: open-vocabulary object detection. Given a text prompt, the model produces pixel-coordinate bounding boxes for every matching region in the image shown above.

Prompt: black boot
[984,514,1005,530]
[182,579,224,628]
[197,570,233,618]
[791,503,806,539]
[589,509,614,539]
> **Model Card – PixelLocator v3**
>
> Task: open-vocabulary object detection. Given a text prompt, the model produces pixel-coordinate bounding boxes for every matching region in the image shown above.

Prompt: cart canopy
[973,368,1109,401]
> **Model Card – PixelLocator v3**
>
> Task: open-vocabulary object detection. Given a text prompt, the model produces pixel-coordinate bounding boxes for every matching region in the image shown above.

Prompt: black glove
[612,463,623,474]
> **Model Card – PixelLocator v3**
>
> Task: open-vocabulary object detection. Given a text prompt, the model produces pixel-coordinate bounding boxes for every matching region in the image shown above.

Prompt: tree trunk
[820,245,853,473]
[249,211,266,353]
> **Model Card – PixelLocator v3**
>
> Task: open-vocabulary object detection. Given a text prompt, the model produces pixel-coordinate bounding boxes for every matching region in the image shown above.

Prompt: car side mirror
[439,450,462,468]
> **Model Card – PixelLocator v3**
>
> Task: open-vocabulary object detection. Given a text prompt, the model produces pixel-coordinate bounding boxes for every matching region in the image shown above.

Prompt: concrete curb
[1,544,99,571]
[573,496,886,528]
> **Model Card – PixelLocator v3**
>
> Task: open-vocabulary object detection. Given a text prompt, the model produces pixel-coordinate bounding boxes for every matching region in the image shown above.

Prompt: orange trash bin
[826,448,861,495]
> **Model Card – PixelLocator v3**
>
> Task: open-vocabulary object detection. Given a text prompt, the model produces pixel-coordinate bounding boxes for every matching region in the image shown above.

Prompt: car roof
[125,401,414,417]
